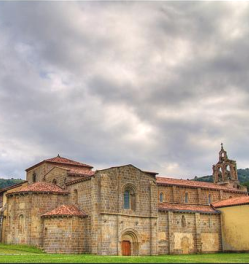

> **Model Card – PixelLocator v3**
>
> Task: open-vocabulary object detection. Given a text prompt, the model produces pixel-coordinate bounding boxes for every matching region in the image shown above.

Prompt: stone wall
[200,214,221,252]
[97,214,157,256]
[157,211,222,255]
[42,216,86,253]
[157,211,169,255]
[4,193,68,246]
[44,167,68,188]
[158,185,246,205]
[67,179,92,253]
[27,163,48,184]
[91,165,158,255]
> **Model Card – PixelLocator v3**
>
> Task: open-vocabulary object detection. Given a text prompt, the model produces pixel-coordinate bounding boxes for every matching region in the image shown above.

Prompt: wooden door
[122,240,131,256]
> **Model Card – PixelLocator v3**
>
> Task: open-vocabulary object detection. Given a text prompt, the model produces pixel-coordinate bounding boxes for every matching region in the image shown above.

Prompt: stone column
[168,211,174,254]
[0,214,3,242]
[117,169,121,256]
[197,188,202,205]
[150,181,158,255]
[90,176,100,254]
[172,186,177,203]
[195,213,202,253]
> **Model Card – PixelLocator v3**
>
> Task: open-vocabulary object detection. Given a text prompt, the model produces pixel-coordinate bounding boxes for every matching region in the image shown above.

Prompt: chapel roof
[212,195,249,208]
[66,175,93,186]
[42,204,87,218]
[44,166,95,178]
[158,202,219,214]
[26,155,93,171]
[156,176,247,193]
[63,167,95,177]
[7,182,68,195]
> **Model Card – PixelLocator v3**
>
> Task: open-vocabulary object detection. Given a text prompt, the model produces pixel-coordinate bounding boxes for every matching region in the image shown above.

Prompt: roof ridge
[45,156,93,168]
[156,176,247,193]
[7,182,69,195]
[212,195,249,208]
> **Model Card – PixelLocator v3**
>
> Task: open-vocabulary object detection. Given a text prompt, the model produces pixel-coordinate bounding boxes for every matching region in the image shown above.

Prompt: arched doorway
[121,229,139,256]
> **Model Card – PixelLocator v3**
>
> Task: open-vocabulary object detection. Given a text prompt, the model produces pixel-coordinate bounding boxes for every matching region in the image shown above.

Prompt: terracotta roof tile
[42,205,87,217]
[159,202,219,214]
[156,176,246,193]
[212,196,249,208]
[45,156,93,168]
[7,182,68,195]
[66,175,93,186]
[26,155,93,171]
[67,168,95,177]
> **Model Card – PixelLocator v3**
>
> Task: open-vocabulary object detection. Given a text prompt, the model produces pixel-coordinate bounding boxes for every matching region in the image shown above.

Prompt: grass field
[1,244,249,263]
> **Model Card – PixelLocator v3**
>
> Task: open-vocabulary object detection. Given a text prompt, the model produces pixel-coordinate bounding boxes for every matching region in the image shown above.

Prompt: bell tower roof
[219,143,228,162]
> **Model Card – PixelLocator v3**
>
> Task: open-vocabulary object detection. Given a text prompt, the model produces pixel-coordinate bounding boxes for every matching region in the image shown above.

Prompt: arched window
[181,215,186,227]
[124,190,130,209]
[159,192,163,203]
[52,179,57,185]
[208,194,212,204]
[185,193,188,203]
[123,186,136,210]
[32,172,37,183]
[73,189,78,204]
[18,214,24,234]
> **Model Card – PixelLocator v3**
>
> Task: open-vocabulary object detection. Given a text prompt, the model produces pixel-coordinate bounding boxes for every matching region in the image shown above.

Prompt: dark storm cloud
[0,1,249,179]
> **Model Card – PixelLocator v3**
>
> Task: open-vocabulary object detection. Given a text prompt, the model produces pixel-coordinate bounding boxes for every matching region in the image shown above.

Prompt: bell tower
[212,143,240,188]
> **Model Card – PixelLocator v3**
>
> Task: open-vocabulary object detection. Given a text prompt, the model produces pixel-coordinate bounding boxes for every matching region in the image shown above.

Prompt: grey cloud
[0,1,249,180]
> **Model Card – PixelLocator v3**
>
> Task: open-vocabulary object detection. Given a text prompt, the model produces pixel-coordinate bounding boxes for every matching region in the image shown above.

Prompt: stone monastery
[0,144,248,255]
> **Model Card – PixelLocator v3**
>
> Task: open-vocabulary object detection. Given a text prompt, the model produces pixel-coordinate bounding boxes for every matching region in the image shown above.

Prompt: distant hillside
[193,168,249,191]
[0,178,25,189]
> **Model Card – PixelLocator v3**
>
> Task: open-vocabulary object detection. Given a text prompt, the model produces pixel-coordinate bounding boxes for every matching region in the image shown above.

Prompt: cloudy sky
[1,1,249,180]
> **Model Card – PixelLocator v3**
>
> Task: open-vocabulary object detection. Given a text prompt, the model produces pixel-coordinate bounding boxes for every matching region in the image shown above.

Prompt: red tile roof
[45,156,93,168]
[42,205,87,218]
[26,155,93,171]
[66,175,93,186]
[159,202,219,214]
[7,182,68,195]
[212,196,249,208]
[156,176,247,193]
[67,168,95,177]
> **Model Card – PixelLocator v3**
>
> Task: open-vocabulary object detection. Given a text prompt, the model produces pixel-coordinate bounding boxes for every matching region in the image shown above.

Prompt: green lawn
[0,244,249,263]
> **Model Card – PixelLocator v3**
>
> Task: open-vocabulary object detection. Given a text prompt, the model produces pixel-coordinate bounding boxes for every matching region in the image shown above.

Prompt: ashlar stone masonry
[0,146,247,255]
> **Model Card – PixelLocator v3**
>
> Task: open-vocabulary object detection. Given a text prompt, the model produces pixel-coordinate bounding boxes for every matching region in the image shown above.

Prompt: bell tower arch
[212,143,239,188]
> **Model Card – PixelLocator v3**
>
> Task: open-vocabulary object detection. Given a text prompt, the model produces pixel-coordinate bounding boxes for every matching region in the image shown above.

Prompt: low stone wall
[157,211,222,255]
[42,216,85,253]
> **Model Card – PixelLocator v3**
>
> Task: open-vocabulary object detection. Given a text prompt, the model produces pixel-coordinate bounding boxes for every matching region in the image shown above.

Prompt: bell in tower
[212,143,241,189]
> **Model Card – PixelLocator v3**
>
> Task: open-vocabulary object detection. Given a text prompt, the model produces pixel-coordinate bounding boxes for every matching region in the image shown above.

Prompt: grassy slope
[0,245,249,263]
[0,244,43,255]
[1,253,249,263]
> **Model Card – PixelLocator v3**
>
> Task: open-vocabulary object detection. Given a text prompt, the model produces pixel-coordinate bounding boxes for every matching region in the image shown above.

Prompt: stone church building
[0,145,248,255]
